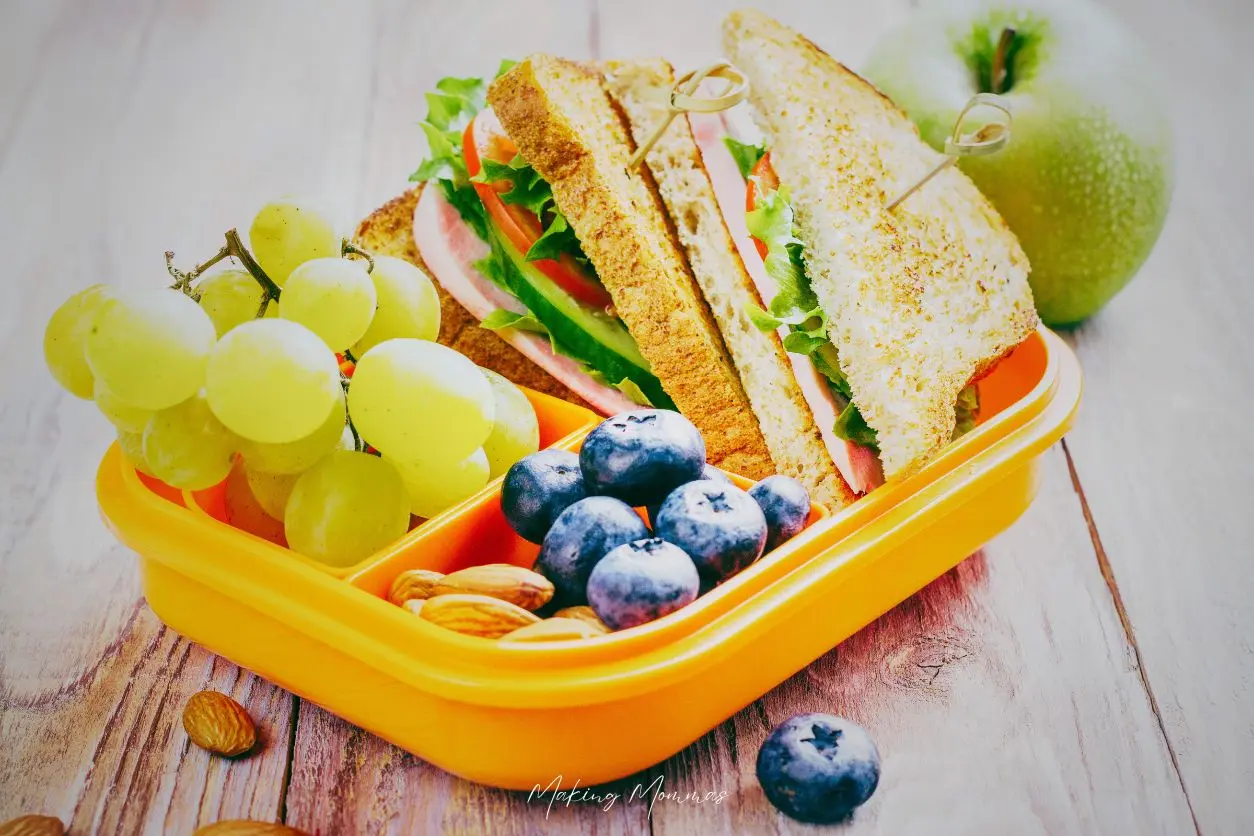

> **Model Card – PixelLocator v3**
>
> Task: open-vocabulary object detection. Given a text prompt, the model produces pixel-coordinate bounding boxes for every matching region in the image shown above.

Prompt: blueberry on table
[535,496,649,605]
[646,464,731,525]
[579,410,705,507]
[749,475,811,551]
[756,714,880,824]
[502,450,586,544]
[655,480,767,583]
[587,538,700,630]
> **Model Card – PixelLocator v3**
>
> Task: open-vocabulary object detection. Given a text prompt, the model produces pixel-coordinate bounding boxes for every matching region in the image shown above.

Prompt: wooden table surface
[2,0,1250,833]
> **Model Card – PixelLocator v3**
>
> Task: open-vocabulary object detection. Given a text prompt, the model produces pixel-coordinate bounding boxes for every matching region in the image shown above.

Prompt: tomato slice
[745,152,780,260]
[463,110,614,310]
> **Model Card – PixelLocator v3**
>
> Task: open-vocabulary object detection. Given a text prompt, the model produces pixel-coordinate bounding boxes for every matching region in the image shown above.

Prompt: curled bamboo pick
[885,92,1012,211]
[617,61,750,171]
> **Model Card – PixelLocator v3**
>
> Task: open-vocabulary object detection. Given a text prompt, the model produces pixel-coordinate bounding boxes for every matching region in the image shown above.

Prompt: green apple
[863,0,1172,326]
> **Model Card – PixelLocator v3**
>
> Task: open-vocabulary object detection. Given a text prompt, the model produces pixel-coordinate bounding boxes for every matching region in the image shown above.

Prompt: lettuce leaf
[410,74,489,240]
[836,400,879,450]
[480,308,548,334]
[745,186,821,322]
[723,137,766,180]
[743,184,873,448]
[472,154,589,266]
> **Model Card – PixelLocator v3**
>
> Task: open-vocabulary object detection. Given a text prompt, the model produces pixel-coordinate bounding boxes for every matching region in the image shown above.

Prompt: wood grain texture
[0,0,1247,833]
[1059,0,1254,831]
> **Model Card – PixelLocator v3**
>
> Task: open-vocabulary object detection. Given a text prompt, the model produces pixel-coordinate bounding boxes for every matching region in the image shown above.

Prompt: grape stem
[165,230,282,303]
[342,240,375,274]
[347,417,364,453]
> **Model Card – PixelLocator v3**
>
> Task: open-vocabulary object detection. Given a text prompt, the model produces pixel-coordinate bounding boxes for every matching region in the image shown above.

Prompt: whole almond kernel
[0,815,64,836]
[502,617,605,642]
[552,606,612,634]
[419,593,541,638]
[183,691,257,757]
[388,568,445,606]
[432,563,555,611]
[193,822,309,835]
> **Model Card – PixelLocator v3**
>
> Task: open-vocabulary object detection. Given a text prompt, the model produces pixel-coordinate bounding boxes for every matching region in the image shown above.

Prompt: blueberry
[749,475,811,551]
[655,480,767,582]
[501,450,587,543]
[646,465,730,525]
[586,538,700,630]
[756,714,880,824]
[580,410,705,507]
[535,496,649,605]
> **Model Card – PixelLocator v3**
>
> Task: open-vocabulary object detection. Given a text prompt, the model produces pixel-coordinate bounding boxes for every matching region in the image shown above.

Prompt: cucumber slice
[489,227,675,410]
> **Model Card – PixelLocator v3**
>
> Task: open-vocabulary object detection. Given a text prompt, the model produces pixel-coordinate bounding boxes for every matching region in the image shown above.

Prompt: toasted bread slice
[724,10,1038,479]
[489,55,775,479]
[353,185,591,409]
[602,59,853,508]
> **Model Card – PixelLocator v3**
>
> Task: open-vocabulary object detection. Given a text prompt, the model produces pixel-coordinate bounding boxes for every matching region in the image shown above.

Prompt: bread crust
[353,185,592,409]
[489,55,775,479]
[724,9,1039,480]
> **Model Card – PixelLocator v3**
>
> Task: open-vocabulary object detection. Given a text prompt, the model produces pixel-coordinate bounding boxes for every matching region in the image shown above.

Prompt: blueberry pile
[501,410,813,630]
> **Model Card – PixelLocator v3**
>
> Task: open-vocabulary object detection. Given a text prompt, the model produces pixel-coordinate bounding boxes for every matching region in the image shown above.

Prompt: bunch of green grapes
[44,196,541,569]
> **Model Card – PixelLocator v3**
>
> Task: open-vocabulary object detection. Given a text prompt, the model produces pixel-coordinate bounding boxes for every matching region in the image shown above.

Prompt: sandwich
[356,10,1038,506]
[361,55,847,500]
[715,9,1039,483]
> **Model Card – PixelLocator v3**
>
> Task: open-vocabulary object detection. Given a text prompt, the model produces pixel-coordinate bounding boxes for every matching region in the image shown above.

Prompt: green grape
[239,392,345,474]
[143,392,239,490]
[84,289,216,410]
[284,450,411,567]
[198,268,270,336]
[479,369,540,478]
[249,197,340,287]
[393,447,490,519]
[94,378,154,433]
[244,464,301,520]
[117,430,155,476]
[352,255,441,356]
[44,284,112,399]
[205,318,341,444]
[348,339,494,462]
[278,257,376,351]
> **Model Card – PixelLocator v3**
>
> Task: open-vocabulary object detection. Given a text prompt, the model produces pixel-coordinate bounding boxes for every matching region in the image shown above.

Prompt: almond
[183,691,257,757]
[193,822,309,835]
[552,606,612,634]
[0,815,64,836]
[432,563,555,610]
[388,568,445,606]
[402,598,425,616]
[419,593,541,638]
[501,617,605,642]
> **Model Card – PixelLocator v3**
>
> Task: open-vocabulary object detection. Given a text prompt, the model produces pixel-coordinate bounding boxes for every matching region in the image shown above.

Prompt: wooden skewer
[885,92,1012,211]
[615,61,750,171]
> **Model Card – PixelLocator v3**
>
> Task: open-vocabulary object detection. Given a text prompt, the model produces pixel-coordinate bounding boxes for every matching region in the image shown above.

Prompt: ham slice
[691,112,883,493]
[412,185,639,416]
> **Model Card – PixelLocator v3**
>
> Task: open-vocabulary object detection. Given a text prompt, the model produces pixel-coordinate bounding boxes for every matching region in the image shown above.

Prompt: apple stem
[992,27,1017,95]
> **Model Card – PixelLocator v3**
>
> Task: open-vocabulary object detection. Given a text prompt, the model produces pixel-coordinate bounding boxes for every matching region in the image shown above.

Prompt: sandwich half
[602,59,854,507]
[393,55,777,480]
[721,9,1040,481]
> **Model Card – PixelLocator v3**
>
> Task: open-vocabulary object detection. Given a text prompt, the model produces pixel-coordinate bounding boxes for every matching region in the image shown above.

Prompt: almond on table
[0,815,64,836]
[182,690,257,757]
